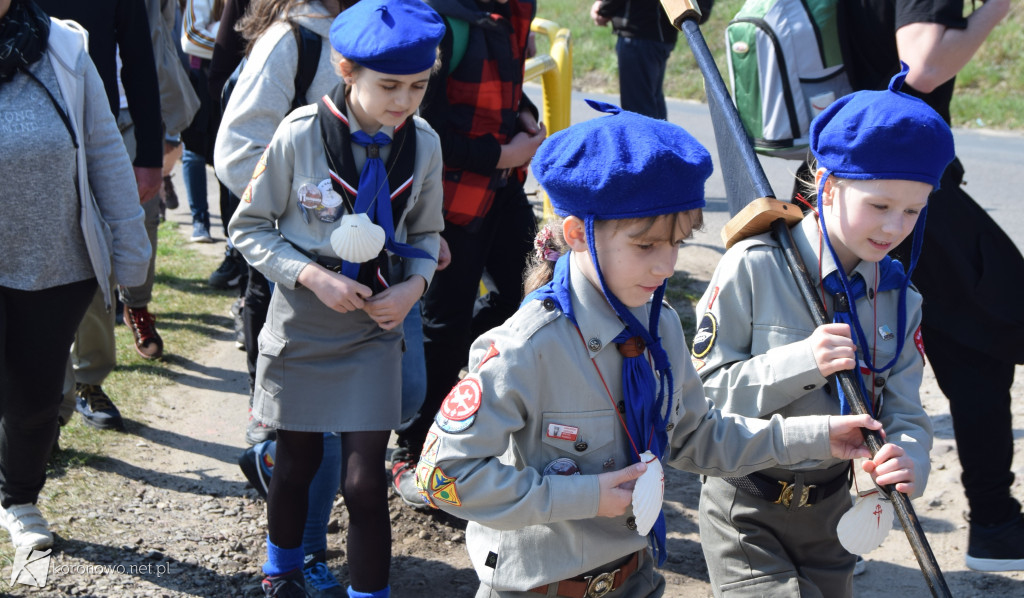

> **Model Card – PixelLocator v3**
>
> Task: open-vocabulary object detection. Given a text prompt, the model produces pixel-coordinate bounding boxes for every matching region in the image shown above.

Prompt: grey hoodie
[214,2,338,197]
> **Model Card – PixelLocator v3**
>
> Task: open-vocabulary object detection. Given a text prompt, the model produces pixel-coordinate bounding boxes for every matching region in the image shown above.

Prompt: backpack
[221,23,322,113]
[725,0,851,160]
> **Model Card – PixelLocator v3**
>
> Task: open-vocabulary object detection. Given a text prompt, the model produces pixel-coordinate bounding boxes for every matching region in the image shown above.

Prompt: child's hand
[497,122,546,169]
[596,461,647,518]
[363,276,426,330]
[810,323,857,377]
[590,1,609,26]
[297,263,372,313]
[827,414,883,460]
[862,443,915,495]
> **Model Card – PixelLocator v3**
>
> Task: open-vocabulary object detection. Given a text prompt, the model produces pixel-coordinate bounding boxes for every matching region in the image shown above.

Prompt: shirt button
[588,338,602,352]
[574,440,588,452]
[867,288,875,299]
[874,377,886,388]
[803,384,816,391]
[542,298,555,311]
[626,517,637,531]
[666,423,674,431]
[617,401,626,414]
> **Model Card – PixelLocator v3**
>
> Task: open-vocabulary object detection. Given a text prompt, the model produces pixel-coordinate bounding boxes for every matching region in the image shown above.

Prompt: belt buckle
[775,481,816,508]
[583,568,619,598]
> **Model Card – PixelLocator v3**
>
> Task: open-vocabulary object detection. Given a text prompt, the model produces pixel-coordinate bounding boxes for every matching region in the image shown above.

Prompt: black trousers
[243,265,271,396]
[398,183,537,454]
[0,278,96,507]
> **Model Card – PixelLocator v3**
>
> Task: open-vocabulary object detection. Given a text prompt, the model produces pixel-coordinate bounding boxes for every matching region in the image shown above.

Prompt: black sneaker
[74,384,125,431]
[209,249,246,290]
[262,569,309,597]
[303,552,346,597]
[966,514,1024,571]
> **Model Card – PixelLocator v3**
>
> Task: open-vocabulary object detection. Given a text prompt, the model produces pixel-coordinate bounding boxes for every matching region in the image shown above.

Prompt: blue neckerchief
[522,223,673,566]
[816,171,926,414]
[344,129,431,279]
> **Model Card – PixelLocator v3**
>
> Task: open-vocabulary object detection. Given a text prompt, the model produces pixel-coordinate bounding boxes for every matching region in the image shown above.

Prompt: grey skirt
[252,283,403,432]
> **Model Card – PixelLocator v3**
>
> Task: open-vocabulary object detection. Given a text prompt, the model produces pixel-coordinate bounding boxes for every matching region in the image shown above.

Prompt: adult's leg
[70,285,117,386]
[616,36,673,121]
[922,325,1018,525]
[1,279,96,506]
[339,430,392,592]
[181,147,210,228]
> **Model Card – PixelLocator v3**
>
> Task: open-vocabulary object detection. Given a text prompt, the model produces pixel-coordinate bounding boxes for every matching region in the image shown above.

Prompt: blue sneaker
[75,384,124,430]
[238,441,275,499]
[303,552,346,597]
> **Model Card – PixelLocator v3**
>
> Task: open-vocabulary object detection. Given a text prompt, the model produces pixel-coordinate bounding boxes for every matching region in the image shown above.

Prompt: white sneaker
[853,555,867,576]
[0,503,54,550]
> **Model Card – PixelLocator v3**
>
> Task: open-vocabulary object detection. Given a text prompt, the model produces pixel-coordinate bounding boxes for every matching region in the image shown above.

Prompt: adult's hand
[590,0,609,27]
[134,166,163,203]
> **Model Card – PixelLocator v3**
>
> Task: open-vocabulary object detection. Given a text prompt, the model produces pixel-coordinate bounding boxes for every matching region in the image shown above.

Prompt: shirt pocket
[751,324,812,357]
[540,410,618,473]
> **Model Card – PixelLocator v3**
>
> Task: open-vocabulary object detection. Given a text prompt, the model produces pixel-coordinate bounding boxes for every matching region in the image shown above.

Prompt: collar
[346,101,396,140]
[569,253,649,359]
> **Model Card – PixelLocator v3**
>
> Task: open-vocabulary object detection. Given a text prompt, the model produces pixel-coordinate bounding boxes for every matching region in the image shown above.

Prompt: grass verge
[537,0,1024,130]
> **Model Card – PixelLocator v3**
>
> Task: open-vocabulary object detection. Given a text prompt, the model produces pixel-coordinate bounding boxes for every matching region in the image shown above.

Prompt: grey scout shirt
[419,253,839,591]
[228,105,444,290]
[694,213,932,495]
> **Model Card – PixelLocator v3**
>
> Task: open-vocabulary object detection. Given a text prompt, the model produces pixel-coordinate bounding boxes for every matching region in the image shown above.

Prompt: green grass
[536,0,1024,130]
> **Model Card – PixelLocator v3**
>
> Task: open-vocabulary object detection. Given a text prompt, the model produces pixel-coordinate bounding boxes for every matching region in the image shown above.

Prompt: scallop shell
[330,212,386,263]
[631,450,664,537]
[836,490,894,555]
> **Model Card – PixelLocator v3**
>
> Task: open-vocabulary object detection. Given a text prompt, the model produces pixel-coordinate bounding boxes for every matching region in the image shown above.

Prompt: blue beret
[532,100,713,220]
[330,0,445,75]
[810,63,954,189]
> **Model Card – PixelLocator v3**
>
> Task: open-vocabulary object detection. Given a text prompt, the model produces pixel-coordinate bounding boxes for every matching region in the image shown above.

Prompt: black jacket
[595,0,713,44]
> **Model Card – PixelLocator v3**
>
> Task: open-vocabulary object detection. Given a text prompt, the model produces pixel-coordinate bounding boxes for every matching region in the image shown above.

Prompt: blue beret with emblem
[330,0,445,75]
[810,63,954,189]
[531,100,713,220]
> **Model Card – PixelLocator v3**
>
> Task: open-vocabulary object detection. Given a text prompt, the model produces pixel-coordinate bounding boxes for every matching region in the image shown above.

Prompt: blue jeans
[616,36,675,121]
[181,148,210,228]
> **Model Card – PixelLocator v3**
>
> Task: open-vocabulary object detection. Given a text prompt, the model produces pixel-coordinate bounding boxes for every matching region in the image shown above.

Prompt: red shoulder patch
[439,378,482,422]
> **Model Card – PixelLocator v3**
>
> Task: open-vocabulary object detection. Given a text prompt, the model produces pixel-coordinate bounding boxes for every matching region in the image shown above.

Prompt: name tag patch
[546,423,579,441]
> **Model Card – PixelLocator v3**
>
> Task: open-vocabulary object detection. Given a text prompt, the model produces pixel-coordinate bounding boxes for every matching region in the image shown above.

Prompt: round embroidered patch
[440,378,482,421]
[435,413,475,434]
[691,312,718,358]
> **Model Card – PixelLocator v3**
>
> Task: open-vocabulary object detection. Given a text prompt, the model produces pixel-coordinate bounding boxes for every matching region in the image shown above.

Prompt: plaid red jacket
[421,0,537,229]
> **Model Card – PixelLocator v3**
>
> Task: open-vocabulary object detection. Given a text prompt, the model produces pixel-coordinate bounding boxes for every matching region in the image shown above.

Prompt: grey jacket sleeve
[695,245,825,418]
[227,116,313,288]
[80,44,151,287]
[214,28,304,198]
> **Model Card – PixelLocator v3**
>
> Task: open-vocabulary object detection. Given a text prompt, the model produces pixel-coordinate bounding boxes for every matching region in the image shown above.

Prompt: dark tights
[268,429,391,591]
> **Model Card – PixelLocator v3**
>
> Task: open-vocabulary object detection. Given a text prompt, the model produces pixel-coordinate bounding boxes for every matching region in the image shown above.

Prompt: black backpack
[221,23,322,112]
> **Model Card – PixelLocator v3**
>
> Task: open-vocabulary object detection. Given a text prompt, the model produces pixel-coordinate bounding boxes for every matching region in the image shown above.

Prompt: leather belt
[528,551,641,598]
[723,465,851,508]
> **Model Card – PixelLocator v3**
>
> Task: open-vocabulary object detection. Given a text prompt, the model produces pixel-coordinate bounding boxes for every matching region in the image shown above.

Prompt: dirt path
[6,173,1023,598]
